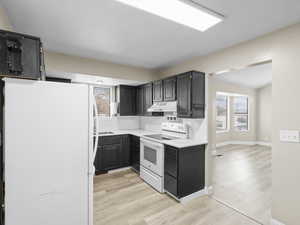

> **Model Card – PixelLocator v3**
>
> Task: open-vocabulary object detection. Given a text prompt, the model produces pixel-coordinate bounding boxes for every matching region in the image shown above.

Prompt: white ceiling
[2,0,300,69]
[215,63,272,89]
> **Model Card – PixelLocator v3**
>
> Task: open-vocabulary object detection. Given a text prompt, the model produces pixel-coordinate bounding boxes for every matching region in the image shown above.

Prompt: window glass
[216,94,229,131]
[94,87,111,117]
[233,96,249,131]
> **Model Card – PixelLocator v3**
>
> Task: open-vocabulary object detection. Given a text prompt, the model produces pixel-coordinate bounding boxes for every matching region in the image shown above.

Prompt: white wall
[256,84,272,143]
[214,79,257,144]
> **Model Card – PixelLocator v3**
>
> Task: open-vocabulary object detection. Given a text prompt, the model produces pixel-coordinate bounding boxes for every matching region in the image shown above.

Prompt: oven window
[144,146,157,165]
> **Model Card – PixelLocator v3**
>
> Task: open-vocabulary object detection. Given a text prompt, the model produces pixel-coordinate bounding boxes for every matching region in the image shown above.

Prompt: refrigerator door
[4,78,93,225]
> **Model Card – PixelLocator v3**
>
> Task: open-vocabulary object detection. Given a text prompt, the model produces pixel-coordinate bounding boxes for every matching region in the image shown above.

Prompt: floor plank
[94,166,261,225]
[213,144,271,225]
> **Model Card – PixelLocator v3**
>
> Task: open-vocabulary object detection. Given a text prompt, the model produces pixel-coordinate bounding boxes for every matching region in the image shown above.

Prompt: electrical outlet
[280,130,300,143]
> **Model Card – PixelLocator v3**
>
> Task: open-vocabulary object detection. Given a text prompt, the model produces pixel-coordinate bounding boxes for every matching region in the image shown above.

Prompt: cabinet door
[94,146,102,171]
[143,83,153,116]
[119,85,136,116]
[177,73,191,118]
[130,135,140,172]
[153,80,163,102]
[101,144,122,170]
[163,77,176,101]
[21,37,41,79]
[191,72,205,118]
[165,145,178,177]
[121,135,130,167]
[136,86,144,116]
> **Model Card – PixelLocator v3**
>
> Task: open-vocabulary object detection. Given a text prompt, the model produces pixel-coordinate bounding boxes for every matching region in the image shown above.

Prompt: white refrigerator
[3,78,99,225]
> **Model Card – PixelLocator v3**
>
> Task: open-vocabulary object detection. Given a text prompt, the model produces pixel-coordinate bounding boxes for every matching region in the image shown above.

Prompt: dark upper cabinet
[143,83,153,116]
[163,77,176,101]
[177,73,191,117]
[177,71,205,118]
[153,80,163,102]
[136,86,144,116]
[164,145,205,198]
[0,29,41,79]
[119,85,136,116]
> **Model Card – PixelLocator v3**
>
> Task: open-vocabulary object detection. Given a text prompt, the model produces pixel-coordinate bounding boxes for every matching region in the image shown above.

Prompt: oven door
[140,138,164,176]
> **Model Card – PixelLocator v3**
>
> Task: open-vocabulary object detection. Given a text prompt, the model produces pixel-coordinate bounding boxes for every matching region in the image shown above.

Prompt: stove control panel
[162,122,188,135]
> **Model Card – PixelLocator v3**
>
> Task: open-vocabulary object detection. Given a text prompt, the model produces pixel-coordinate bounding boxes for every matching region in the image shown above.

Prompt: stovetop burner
[143,134,179,141]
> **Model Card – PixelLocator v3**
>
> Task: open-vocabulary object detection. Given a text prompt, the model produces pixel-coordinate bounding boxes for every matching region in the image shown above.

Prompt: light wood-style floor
[213,144,272,225]
[94,161,265,225]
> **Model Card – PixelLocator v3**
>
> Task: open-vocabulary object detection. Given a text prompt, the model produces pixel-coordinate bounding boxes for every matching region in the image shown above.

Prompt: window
[233,96,249,131]
[94,87,111,117]
[216,94,229,132]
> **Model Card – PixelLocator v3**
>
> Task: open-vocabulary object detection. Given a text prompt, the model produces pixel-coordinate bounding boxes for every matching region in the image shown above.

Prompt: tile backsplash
[98,116,207,141]
[98,116,140,132]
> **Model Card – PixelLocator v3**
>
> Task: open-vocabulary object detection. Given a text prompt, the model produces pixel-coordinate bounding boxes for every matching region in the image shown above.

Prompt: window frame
[233,95,250,132]
[216,93,230,133]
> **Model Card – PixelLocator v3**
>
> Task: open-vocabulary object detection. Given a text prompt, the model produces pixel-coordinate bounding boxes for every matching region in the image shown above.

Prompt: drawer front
[165,146,178,178]
[99,135,122,146]
[164,173,177,197]
[140,167,163,192]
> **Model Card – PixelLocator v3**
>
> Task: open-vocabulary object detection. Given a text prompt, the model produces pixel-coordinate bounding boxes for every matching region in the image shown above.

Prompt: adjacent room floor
[94,169,262,225]
[213,144,272,225]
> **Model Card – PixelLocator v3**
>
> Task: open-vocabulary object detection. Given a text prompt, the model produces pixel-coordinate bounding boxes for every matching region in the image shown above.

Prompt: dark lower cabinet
[94,134,139,174]
[94,135,130,173]
[164,144,206,199]
[101,144,122,171]
[130,135,140,172]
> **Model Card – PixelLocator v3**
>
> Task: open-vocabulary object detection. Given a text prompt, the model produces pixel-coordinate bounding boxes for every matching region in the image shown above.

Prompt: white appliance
[4,78,99,225]
[140,122,188,193]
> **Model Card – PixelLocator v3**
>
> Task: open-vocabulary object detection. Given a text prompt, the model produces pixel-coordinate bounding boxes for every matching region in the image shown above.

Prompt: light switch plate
[280,130,300,143]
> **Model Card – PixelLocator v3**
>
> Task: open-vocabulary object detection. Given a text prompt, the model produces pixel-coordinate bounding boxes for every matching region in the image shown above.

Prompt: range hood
[147,101,177,112]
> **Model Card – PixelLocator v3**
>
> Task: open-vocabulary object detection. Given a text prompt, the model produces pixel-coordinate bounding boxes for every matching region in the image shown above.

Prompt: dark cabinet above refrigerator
[0,29,42,80]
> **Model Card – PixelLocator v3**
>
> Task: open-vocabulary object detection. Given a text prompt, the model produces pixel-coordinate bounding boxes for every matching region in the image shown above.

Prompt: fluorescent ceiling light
[115,0,223,31]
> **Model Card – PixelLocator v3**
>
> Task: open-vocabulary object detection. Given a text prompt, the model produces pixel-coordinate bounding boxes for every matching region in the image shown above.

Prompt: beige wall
[256,84,272,143]
[45,51,159,82]
[215,79,257,144]
[159,23,300,225]
[0,3,12,31]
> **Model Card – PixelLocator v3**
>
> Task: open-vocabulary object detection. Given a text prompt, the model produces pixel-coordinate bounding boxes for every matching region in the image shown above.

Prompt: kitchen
[89,71,208,200]
[1,1,300,225]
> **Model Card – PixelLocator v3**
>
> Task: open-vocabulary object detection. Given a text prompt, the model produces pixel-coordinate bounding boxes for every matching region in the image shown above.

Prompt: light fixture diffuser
[115,0,223,31]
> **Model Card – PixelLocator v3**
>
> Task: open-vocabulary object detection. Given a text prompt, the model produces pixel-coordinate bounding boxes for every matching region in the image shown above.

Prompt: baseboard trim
[108,167,131,174]
[271,218,286,225]
[216,141,271,148]
[171,186,213,204]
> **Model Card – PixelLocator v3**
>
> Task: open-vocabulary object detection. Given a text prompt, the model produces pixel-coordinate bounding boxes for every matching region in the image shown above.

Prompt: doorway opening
[212,61,272,225]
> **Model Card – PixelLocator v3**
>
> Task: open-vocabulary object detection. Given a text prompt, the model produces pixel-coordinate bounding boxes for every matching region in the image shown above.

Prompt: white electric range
[140,122,189,192]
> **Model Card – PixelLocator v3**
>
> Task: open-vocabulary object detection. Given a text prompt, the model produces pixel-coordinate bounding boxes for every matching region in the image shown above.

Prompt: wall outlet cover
[280,130,300,143]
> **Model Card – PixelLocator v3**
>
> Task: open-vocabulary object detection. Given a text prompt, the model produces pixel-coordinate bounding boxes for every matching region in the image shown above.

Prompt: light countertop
[95,129,208,148]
